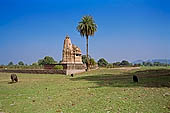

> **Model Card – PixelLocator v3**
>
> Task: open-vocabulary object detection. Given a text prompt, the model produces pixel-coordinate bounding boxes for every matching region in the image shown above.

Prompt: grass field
[0,67,170,113]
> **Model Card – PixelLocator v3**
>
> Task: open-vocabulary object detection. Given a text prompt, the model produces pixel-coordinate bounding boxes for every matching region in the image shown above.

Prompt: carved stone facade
[61,35,83,64]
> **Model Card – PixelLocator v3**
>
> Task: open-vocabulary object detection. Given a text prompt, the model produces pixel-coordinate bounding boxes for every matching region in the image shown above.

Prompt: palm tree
[77,15,97,71]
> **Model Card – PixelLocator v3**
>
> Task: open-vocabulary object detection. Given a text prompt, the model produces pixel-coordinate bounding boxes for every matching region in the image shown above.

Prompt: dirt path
[113,67,140,71]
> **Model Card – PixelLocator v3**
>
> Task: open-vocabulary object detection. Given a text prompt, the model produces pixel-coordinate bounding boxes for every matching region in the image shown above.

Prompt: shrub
[38,56,57,65]
[107,63,113,68]
[8,61,14,66]
[98,58,108,67]
[18,61,24,66]
[54,65,63,70]
[32,62,38,66]
[113,62,121,67]
[120,60,131,66]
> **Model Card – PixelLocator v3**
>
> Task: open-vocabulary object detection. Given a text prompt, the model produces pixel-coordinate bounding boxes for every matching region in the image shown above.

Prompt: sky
[0,0,170,65]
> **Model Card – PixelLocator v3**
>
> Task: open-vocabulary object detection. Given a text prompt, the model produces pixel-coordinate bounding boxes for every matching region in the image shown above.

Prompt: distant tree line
[0,56,58,69]
[96,58,170,68]
[1,56,169,69]
[140,61,170,67]
[81,56,133,68]
[97,58,133,68]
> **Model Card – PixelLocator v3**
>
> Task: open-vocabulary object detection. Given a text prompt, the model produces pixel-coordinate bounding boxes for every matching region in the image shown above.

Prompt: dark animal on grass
[11,74,18,82]
[133,75,138,82]
[71,74,74,77]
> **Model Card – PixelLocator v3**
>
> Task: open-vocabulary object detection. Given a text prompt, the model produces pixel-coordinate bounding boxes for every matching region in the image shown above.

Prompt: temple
[61,35,85,75]
[61,35,83,64]
[43,35,86,75]
[43,35,96,75]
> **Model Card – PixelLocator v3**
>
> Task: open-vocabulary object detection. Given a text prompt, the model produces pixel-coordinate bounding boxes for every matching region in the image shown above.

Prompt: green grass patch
[0,67,170,113]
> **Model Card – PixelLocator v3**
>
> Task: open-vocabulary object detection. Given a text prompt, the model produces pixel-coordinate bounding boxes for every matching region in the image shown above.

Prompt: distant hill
[132,60,144,64]
[133,59,170,64]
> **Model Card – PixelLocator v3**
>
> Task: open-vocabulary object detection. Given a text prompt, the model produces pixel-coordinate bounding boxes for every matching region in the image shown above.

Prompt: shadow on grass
[8,81,18,84]
[70,69,170,88]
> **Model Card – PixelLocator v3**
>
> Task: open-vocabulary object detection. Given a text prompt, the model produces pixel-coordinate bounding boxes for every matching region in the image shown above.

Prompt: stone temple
[61,35,83,64]
[61,35,86,75]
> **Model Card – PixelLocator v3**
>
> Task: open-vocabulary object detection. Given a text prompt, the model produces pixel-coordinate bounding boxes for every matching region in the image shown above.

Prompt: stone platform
[62,63,86,75]
[43,63,86,75]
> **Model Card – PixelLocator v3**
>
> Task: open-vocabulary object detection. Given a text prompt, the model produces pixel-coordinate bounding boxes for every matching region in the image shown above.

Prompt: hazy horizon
[0,0,170,65]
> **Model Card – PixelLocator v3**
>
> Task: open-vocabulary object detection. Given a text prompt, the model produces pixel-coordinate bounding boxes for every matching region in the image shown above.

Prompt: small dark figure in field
[71,74,74,77]
[133,75,138,82]
[11,74,18,83]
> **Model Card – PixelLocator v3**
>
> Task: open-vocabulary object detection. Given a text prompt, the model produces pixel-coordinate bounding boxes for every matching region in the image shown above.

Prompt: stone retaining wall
[0,69,66,75]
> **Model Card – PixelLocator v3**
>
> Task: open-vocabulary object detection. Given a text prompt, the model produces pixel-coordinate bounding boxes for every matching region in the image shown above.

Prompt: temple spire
[61,35,82,64]
[66,35,69,39]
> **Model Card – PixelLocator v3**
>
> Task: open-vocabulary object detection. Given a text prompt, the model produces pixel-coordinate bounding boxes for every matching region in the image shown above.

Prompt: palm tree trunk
[86,35,89,71]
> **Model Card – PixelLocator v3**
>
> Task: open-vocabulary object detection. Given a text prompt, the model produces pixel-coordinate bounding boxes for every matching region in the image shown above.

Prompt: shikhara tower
[61,35,83,64]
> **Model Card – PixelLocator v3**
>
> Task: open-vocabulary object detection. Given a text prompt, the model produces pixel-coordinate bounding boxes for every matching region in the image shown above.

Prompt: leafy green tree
[153,62,161,66]
[38,59,44,65]
[142,62,146,66]
[98,58,108,67]
[89,58,96,66]
[32,62,38,66]
[82,55,96,66]
[113,62,121,67]
[38,56,57,65]
[82,55,88,64]
[82,55,91,64]
[77,15,97,71]
[120,60,130,66]
[8,61,14,66]
[134,63,141,67]
[146,62,153,66]
[18,61,24,66]
[59,60,62,64]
